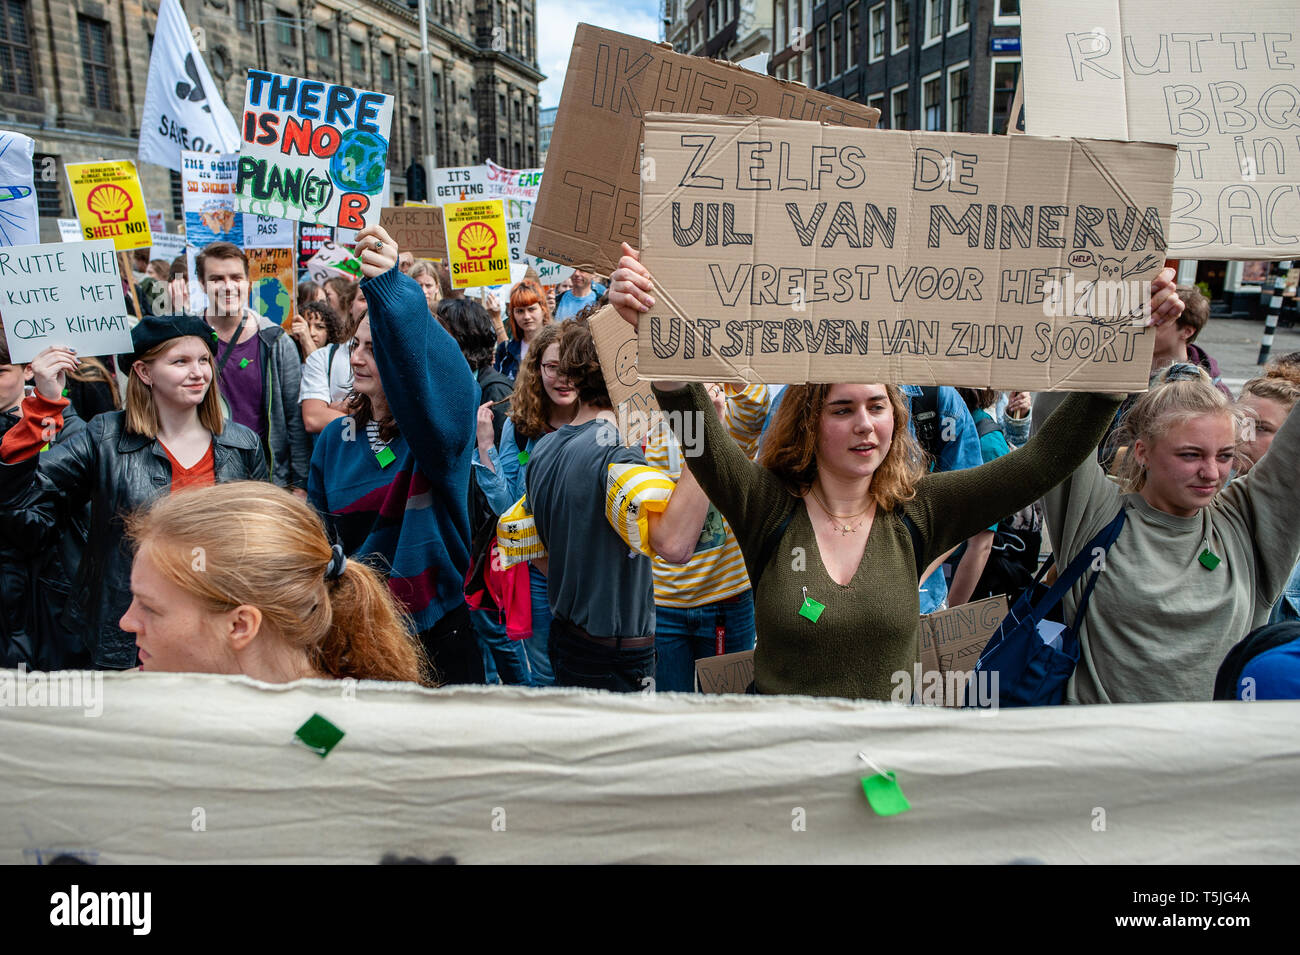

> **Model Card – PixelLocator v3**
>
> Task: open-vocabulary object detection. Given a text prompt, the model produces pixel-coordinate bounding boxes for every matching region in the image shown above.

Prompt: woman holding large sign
[0,316,268,670]
[609,245,1185,700]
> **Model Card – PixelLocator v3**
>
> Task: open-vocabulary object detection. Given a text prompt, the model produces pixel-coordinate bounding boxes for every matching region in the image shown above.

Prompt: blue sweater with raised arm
[308,266,478,632]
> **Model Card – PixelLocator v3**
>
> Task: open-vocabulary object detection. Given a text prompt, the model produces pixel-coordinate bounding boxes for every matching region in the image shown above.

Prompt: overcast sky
[536,0,662,108]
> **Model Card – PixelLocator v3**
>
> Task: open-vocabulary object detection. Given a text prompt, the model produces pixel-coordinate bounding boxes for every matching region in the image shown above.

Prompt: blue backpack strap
[1067,507,1128,632]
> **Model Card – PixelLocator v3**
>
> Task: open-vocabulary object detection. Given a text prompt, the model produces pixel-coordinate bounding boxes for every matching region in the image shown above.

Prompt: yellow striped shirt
[644,384,769,607]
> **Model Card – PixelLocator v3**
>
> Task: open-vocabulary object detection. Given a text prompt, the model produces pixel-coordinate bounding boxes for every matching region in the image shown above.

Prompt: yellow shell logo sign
[86,183,134,224]
[456,221,497,259]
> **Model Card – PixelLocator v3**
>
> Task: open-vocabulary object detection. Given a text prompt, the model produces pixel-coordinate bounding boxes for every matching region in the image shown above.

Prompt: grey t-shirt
[526,418,655,638]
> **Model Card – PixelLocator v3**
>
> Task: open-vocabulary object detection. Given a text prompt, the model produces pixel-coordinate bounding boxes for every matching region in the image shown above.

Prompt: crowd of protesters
[1,225,1297,705]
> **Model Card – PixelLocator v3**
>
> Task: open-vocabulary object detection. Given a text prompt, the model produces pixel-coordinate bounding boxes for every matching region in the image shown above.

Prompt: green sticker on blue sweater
[375,446,396,468]
[517,450,530,466]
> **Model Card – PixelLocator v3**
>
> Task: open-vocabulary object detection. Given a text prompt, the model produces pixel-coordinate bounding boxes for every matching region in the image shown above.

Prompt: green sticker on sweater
[517,450,530,466]
[375,446,396,468]
[1199,549,1221,570]
[799,596,825,622]
[861,772,911,816]
[294,714,345,757]
[238,357,250,369]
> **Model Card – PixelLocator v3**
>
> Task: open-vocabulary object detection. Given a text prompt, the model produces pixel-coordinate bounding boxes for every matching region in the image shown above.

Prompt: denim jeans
[653,592,757,692]
[471,606,533,686]
[524,563,555,686]
[550,618,655,692]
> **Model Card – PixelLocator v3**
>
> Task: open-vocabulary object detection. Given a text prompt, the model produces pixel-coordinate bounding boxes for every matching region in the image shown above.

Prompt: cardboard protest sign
[296,221,334,276]
[305,241,361,284]
[182,151,242,249]
[695,649,755,694]
[504,205,574,285]
[247,247,295,328]
[1020,0,1299,260]
[430,164,489,202]
[243,214,294,249]
[57,219,83,242]
[65,161,153,250]
[917,595,1008,708]
[590,303,660,446]
[486,159,543,202]
[444,199,510,289]
[527,24,880,274]
[0,240,132,362]
[0,131,40,247]
[380,206,448,259]
[235,70,393,230]
[149,232,187,262]
[637,115,1175,391]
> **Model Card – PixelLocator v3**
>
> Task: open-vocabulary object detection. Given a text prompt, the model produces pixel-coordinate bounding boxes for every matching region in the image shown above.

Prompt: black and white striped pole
[1257,260,1294,366]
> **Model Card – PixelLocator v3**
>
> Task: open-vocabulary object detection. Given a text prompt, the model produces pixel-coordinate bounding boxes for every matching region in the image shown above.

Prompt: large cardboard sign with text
[590,304,660,446]
[1020,0,1299,260]
[527,24,880,274]
[380,206,448,259]
[637,115,1175,391]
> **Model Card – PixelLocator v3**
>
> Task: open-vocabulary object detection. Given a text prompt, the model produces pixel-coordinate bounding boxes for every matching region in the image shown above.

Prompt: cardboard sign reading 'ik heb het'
[379,206,448,259]
[0,240,132,363]
[444,200,510,289]
[637,115,1175,391]
[236,70,394,230]
[590,304,661,447]
[1021,0,1299,260]
[527,23,879,275]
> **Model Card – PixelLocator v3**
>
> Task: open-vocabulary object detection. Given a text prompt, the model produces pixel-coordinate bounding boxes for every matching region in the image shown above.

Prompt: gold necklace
[808,485,872,536]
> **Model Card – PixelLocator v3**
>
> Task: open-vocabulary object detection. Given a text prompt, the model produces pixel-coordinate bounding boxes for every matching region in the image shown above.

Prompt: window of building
[0,0,35,96]
[924,0,942,47]
[947,62,969,131]
[775,2,785,50]
[950,0,969,33]
[381,52,394,83]
[892,0,908,52]
[868,3,885,61]
[891,84,908,130]
[831,15,842,77]
[32,154,59,215]
[867,93,885,127]
[78,15,115,110]
[990,57,1021,133]
[817,24,828,85]
[922,71,942,130]
[236,0,250,32]
[846,3,859,71]
[994,0,1020,23]
[169,169,183,224]
[349,39,363,71]
[406,61,417,90]
[276,9,293,46]
[316,26,332,59]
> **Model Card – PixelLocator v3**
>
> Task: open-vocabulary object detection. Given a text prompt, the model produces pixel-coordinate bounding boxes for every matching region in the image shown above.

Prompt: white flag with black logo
[138,0,240,172]
[0,130,39,246]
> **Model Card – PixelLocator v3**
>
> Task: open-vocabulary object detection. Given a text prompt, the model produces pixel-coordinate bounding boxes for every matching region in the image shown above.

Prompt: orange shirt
[163,441,215,492]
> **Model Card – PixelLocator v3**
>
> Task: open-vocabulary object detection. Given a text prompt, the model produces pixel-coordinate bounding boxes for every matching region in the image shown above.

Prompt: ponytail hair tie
[324,543,347,582]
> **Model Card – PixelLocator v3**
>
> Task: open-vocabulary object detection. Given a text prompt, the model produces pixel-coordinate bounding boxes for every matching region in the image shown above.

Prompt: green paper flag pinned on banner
[861,771,911,816]
[294,714,345,758]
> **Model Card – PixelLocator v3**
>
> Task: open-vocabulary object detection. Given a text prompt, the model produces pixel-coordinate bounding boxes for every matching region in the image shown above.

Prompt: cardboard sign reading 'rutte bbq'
[1021,0,1300,260]
[636,115,1176,391]
[526,24,879,275]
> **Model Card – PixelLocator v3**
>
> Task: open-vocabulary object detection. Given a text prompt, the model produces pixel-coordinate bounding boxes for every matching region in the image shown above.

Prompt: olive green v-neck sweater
[653,384,1123,700]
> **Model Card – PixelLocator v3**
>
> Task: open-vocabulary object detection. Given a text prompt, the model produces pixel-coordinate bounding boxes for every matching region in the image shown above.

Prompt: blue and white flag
[0,130,40,247]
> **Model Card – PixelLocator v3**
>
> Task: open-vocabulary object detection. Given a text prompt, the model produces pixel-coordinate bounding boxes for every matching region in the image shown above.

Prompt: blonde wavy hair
[758,383,926,511]
[126,482,433,685]
[1113,364,1242,493]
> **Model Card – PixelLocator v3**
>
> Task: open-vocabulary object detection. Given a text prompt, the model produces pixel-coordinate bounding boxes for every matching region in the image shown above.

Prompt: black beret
[117,315,217,372]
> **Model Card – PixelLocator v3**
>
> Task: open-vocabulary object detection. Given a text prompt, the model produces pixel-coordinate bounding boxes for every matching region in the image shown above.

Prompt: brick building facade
[1,0,540,241]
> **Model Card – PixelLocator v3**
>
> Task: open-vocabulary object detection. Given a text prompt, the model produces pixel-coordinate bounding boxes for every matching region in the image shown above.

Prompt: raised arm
[354,224,477,478]
[908,391,1124,568]
[0,413,100,555]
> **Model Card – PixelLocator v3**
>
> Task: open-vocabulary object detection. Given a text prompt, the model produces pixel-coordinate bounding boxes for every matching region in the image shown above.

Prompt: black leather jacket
[0,411,268,668]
